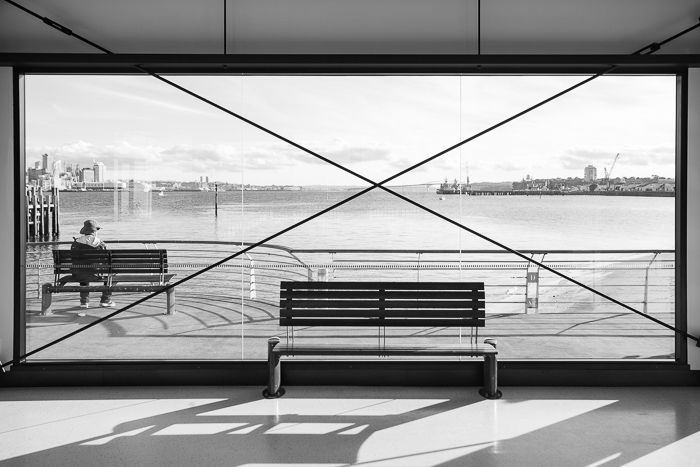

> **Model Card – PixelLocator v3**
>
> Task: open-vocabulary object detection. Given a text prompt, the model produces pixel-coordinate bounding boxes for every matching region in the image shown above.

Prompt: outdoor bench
[264,281,501,399]
[41,249,176,315]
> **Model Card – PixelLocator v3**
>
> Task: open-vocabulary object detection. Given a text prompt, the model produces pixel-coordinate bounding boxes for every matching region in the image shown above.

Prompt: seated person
[69,219,116,314]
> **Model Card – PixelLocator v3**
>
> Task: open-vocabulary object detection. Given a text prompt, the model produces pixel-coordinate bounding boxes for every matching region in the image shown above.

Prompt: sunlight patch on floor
[265,423,355,435]
[153,423,248,435]
[198,398,448,417]
[622,430,700,466]
[0,398,225,461]
[355,399,617,466]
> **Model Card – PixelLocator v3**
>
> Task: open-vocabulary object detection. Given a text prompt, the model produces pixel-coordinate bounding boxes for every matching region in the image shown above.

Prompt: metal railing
[25,242,675,315]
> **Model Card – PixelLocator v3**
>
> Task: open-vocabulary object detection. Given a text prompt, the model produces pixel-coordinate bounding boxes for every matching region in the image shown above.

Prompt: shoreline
[437,190,674,197]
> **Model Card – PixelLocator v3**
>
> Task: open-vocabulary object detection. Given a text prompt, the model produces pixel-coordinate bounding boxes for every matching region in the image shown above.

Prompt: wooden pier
[26,186,60,240]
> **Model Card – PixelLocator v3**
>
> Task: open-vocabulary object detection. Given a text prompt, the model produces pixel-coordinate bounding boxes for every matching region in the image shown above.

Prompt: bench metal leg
[41,283,53,315]
[165,287,176,315]
[263,337,285,398]
[479,354,502,399]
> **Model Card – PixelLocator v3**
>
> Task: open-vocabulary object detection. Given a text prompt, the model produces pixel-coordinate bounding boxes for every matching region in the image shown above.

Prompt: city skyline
[25,75,676,185]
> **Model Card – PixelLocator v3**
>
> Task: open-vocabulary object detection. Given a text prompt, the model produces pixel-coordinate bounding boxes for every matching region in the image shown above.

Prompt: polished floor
[0,385,698,466]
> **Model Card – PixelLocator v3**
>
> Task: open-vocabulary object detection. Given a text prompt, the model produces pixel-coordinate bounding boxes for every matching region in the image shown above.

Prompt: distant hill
[469,181,513,191]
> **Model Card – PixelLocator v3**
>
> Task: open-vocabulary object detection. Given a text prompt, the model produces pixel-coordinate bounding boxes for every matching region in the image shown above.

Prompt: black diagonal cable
[3,0,112,54]
[3,4,699,367]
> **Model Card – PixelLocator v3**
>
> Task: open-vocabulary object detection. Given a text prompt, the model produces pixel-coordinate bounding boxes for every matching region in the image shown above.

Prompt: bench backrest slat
[279,281,486,328]
[53,249,169,275]
[280,290,483,300]
[282,318,484,327]
[280,309,486,318]
[285,281,484,290]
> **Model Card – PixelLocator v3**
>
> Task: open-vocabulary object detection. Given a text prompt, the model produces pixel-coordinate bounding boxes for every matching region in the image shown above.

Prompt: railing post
[525,253,544,314]
[249,259,256,299]
[417,252,421,282]
[643,252,659,314]
[36,261,41,298]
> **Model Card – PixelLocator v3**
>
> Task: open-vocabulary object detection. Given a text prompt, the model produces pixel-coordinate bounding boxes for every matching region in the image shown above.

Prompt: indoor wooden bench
[263,281,501,399]
[41,249,176,315]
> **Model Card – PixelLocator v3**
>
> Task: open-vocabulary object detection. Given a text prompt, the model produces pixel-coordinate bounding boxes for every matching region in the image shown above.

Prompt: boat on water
[436,178,470,195]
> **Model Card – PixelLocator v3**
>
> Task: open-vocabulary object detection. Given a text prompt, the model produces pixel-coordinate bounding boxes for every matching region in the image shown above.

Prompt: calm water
[55,190,675,251]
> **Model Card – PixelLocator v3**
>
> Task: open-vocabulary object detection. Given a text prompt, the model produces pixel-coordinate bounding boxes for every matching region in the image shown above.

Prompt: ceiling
[1,0,699,55]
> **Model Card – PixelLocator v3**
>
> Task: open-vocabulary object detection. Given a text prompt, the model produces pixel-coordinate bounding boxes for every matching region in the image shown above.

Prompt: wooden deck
[24,290,676,361]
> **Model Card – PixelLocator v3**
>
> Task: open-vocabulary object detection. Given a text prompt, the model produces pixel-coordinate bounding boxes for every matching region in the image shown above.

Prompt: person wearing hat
[70,219,115,314]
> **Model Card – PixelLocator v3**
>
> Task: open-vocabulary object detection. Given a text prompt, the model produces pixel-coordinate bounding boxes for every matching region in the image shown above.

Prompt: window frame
[10,55,690,380]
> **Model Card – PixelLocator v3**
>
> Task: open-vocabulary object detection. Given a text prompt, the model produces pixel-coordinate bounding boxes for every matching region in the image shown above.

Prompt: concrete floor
[1,385,698,466]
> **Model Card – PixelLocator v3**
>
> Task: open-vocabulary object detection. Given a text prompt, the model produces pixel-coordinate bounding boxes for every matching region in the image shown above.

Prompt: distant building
[81,168,95,182]
[584,165,597,182]
[26,167,44,183]
[41,153,49,171]
[93,162,106,182]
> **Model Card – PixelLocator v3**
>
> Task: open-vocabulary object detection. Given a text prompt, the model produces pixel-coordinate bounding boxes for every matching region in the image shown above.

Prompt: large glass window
[22,74,677,360]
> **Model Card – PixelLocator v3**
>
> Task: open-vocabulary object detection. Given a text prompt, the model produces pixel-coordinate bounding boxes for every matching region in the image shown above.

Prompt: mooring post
[32,188,39,240]
[53,187,60,238]
[215,183,218,217]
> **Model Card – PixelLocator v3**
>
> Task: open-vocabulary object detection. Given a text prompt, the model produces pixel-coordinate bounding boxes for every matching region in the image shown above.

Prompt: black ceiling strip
[223,0,227,55]
[477,0,481,55]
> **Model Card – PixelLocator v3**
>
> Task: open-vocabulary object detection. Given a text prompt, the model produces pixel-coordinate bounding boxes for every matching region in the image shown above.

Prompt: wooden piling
[25,186,60,241]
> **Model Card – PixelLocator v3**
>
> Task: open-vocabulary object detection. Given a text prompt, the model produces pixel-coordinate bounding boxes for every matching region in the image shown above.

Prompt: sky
[25,74,676,186]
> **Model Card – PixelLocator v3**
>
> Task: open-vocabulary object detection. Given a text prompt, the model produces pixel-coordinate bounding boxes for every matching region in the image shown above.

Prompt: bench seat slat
[98,268,168,274]
[284,299,484,309]
[280,318,485,327]
[280,309,485,318]
[272,343,496,356]
[281,290,484,300]
[281,281,484,291]
[59,273,175,284]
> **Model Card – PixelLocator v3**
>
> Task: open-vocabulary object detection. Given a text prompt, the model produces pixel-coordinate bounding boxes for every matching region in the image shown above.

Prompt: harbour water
[54,189,674,251]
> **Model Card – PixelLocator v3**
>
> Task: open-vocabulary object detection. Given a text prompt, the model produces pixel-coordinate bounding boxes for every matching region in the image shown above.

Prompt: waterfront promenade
[24,285,675,361]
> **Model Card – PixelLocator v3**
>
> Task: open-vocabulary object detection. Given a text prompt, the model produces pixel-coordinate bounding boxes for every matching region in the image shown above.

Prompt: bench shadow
[3,387,699,467]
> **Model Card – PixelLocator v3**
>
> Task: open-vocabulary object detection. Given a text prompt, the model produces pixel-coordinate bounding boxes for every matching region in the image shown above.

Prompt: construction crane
[603,153,621,189]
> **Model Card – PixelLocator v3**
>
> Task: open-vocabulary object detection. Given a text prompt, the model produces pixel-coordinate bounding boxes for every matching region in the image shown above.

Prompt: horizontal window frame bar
[1,360,698,387]
[2,53,697,74]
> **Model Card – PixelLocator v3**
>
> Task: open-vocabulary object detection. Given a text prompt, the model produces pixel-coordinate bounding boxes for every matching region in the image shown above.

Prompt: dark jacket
[70,234,107,277]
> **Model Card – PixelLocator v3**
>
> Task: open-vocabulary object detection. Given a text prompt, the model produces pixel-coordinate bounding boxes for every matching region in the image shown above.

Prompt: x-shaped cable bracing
[2,0,699,368]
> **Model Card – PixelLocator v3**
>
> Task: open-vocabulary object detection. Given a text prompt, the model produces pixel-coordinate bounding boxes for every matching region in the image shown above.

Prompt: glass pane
[23,74,676,361]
